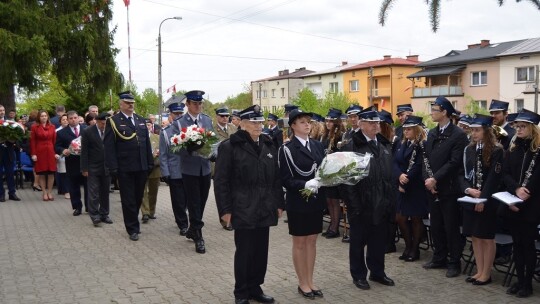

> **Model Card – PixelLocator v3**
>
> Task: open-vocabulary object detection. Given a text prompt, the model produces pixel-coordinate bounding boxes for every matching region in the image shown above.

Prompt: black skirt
[462,199,498,239]
[287,210,323,236]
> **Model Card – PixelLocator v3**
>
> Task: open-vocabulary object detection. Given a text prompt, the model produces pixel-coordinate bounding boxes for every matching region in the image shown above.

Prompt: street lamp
[158,16,182,125]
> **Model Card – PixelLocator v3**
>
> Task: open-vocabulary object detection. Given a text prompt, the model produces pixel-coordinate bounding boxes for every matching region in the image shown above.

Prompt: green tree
[17,72,69,116]
[463,95,490,116]
[379,0,540,32]
[291,89,354,116]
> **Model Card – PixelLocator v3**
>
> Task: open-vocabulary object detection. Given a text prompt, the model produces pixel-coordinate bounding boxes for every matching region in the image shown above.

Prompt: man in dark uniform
[104,91,153,241]
[394,104,413,141]
[174,90,213,254]
[489,99,516,150]
[159,102,189,236]
[0,104,21,202]
[422,96,469,278]
[343,104,363,142]
[266,113,282,148]
[340,108,396,290]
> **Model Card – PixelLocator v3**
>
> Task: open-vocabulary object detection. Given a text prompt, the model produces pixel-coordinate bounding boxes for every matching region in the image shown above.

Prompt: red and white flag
[166,84,177,94]
[380,99,385,108]
[123,0,130,7]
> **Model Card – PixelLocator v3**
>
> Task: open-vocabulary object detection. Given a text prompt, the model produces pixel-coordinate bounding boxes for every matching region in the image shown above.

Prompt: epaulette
[162,125,171,131]
[200,113,211,119]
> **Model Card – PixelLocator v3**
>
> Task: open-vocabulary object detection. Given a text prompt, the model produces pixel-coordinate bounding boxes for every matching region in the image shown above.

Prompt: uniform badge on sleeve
[267,153,273,159]
[495,162,502,173]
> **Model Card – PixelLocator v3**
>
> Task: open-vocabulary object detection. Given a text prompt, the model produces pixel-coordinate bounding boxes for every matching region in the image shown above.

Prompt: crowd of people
[1,93,539,303]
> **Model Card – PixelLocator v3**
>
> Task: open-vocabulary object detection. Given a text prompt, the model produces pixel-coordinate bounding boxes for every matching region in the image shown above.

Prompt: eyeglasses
[514,124,529,130]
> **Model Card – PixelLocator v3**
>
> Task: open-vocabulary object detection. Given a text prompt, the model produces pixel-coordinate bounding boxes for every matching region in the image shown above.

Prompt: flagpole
[126,1,132,83]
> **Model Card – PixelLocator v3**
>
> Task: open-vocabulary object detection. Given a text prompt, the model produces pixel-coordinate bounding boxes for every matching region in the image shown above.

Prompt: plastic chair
[19,151,34,189]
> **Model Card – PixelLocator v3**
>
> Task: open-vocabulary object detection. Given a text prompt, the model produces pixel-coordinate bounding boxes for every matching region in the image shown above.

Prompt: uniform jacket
[159,125,183,179]
[55,124,86,176]
[80,125,107,176]
[173,113,213,176]
[278,136,325,213]
[340,132,396,225]
[498,123,516,150]
[393,140,427,207]
[148,132,161,178]
[425,122,469,197]
[458,145,503,206]
[501,137,540,223]
[213,122,237,141]
[214,131,284,229]
[30,123,57,173]
[268,126,283,149]
[103,112,153,173]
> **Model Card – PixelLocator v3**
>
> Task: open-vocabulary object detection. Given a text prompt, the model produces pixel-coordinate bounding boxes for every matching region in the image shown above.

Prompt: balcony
[413,85,463,97]
[370,88,391,97]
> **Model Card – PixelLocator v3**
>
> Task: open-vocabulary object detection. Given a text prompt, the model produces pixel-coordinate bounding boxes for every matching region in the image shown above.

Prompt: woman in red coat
[31,110,59,201]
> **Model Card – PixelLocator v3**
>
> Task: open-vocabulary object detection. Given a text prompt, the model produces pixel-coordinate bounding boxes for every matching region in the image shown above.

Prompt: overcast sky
[111,0,540,103]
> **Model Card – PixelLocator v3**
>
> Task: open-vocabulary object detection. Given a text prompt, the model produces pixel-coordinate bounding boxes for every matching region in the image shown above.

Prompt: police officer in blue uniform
[173,90,214,254]
[159,102,189,236]
[104,91,153,241]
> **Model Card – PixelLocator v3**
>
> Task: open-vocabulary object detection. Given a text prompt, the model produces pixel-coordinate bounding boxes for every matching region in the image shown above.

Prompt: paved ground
[0,183,538,304]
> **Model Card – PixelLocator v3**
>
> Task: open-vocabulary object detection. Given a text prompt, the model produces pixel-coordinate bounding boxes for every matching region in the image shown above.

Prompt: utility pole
[369,67,374,106]
[258,82,262,107]
[534,64,539,113]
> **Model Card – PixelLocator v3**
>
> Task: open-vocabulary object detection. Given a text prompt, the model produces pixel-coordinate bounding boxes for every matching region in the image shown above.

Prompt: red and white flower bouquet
[169,124,219,158]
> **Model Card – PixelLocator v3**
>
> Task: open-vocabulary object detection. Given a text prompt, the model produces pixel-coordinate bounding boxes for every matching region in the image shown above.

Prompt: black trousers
[349,213,388,280]
[429,195,463,267]
[182,173,211,230]
[68,173,87,211]
[87,174,111,220]
[509,219,538,288]
[118,171,147,235]
[234,227,269,299]
[168,178,188,230]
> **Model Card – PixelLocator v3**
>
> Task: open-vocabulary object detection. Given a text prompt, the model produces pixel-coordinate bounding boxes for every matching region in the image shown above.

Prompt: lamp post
[158,16,182,124]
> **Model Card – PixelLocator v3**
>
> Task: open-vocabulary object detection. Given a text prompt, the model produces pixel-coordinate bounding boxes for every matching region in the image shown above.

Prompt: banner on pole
[123,0,130,7]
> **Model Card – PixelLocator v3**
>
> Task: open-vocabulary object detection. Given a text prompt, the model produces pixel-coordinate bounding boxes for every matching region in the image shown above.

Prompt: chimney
[480,39,490,47]
[294,67,306,72]
[279,69,289,76]
[341,61,348,66]
[468,43,480,49]
[406,55,419,62]
[383,55,391,60]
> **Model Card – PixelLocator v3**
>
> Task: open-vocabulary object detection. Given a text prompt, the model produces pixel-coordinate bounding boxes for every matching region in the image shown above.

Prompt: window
[471,71,487,86]
[262,90,267,98]
[352,71,356,77]
[451,101,458,109]
[349,80,359,92]
[515,99,524,112]
[516,66,535,82]
[272,105,277,112]
[476,100,487,110]
[329,82,339,93]
[281,88,285,97]
[256,90,260,98]
[271,89,275,98]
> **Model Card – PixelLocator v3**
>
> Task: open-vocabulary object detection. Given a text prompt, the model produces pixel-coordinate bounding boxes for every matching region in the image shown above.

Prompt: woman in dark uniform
[278,109,325,299]
[501,109,540,298]
[458,114,503,286]
[320,108,345,238]
[393,115,429,262]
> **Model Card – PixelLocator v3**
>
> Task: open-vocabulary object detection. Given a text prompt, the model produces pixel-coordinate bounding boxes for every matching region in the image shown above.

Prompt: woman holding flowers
[278,109,325,299]
[31,110,58,201]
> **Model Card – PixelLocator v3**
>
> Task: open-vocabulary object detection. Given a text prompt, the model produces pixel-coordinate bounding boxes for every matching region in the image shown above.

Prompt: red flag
[380,99,385,108]
[123,0,130,7]
[166,84,176,93]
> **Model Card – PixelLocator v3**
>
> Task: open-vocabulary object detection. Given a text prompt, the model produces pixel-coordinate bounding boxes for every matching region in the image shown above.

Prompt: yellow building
[342,55,423,116]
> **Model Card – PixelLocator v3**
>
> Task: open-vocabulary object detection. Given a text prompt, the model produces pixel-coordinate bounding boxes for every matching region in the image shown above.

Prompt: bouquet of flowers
[301,152,372,200]
[0,120,26,143]
[68,137,82,155]
[169,124,219,158]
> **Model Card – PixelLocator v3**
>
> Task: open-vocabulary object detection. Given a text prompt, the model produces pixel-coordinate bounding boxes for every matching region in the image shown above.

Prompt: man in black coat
[489,99,516,150]
[81,112,112,226]
[56,111,87,215]
[104,91,153,241]
[422,96,469,278]
[340,109,396,291]
[214,105,284,304]
[394,104,414,141]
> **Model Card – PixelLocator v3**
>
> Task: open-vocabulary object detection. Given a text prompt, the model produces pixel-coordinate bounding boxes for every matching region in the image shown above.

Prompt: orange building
[342,55,423,116]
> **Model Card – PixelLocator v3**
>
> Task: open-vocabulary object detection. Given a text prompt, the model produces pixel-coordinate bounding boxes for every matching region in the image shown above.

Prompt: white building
[302,62,357,99]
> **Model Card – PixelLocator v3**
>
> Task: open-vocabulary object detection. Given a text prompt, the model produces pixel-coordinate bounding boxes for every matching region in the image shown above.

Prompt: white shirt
[439,121,451,133]
[363,133,377,144]
[295,136,310,151]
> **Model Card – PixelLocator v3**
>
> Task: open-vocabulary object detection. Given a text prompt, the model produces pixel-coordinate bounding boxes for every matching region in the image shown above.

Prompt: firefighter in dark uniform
[394,104,414,141]
[104,91,153,241]
[489,99,516,150]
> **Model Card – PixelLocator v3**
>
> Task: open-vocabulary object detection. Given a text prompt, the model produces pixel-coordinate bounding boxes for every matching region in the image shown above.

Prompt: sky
[111,0,540,103]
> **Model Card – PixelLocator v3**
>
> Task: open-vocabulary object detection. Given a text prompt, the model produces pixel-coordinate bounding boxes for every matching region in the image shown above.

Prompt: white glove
[304,179,320,193]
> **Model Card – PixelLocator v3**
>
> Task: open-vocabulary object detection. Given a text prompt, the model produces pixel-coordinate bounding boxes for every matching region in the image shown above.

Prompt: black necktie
[370,140,377,148]
[406,141,411,148]
[128,117,134,126]
[305,141,311,152]
[194,119,198,126]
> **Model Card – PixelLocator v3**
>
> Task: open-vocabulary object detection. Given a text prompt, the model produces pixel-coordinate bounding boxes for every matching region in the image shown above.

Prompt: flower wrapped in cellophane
[0,120,26,143]
[169,124,219,159]
[68,137,81,155]
[301,152,372,200]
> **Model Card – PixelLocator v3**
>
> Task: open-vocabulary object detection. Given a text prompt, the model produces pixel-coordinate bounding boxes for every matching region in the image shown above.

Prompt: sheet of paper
[492,191,524,205]
[458,196,487,204]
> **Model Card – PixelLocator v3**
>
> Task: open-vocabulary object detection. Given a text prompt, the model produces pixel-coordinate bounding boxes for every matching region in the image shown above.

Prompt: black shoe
[235,299,249,304]
[398,252,409,260]
[100,217,113,224]
[325,230,340,239]
[179,228,188,236]
[516,286,532,298]
[405,250,420,262]
[465,276,477,283]
[148,214,157,219]
[129,233,139,241]
[311,289,323,298]
[9,194,21,201]
[297,286,314,299]
[250,293,274,303]
[353,279,370,290]
[506,282,522,295]
[142,214,149,223]
[472,277,492,285]
[223,225,233,231]
[446,267,461,278]
[33,185,42,192]
[185,228,196,239]
[369,275,395,286]
[195,239,206,254]
[422,260,447,269]
[91,218,101,227]
[0,196,5,202]
[341,235,350,243]
[73,209,82,216]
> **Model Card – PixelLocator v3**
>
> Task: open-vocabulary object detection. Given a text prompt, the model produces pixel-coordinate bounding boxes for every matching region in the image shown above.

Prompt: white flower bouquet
[169,124,219,158]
